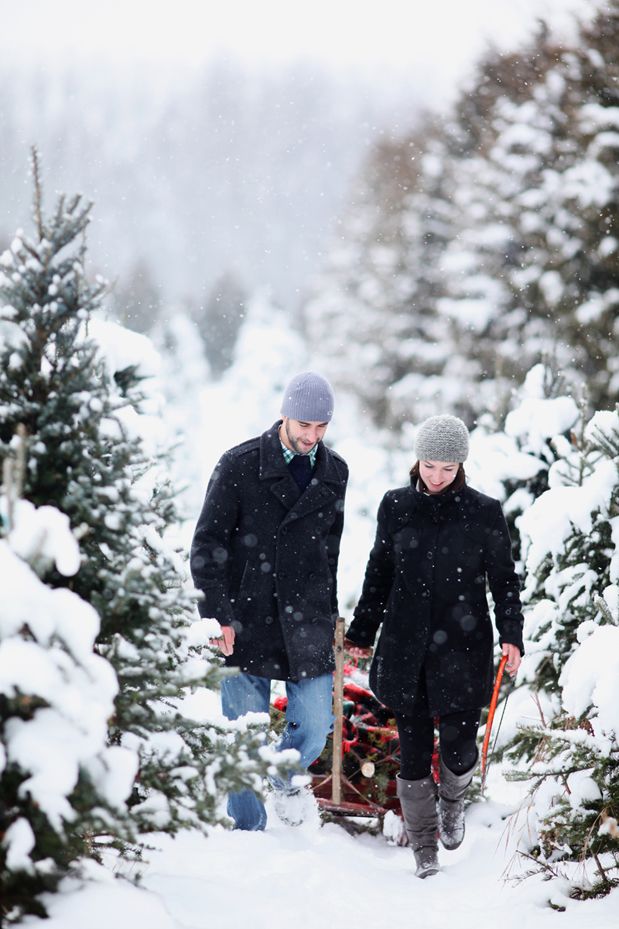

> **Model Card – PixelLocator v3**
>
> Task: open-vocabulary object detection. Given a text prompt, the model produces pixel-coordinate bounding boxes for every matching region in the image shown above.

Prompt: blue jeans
[221,671,333,831]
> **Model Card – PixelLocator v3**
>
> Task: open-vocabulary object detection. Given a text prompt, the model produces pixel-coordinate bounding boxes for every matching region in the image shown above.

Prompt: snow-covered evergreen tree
[307,5,618,435]
[0,153,288,858]
[504,407,619,893]
[305,123,460,429]
[466,365,580,562]
[442,6,619,413]
[0,440,136,923]
[544,4,619,409]
[437,40,565,412]
[201,270,246,378]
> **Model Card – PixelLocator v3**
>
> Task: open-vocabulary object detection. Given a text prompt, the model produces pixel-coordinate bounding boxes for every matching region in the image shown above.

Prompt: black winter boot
[438,757,475,851]
[396,774,439,878]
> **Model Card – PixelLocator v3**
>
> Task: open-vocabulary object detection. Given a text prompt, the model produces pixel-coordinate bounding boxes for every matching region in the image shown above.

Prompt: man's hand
[502,642,521,679]
[344,638,373,659]
[210,625,236,656]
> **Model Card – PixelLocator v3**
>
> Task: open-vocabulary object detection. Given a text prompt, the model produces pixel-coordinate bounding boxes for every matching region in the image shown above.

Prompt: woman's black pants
[395,669,481,779]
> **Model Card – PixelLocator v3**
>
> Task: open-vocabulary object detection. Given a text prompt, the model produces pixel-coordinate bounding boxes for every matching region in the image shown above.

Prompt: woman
[345,415,523,878]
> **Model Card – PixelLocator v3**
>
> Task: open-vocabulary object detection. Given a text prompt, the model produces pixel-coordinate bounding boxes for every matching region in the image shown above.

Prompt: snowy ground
[21,771,619,929]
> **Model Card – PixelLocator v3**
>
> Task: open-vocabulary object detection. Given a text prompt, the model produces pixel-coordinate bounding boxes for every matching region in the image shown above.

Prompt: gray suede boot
[396,774,439,878]
[438,757,475,851]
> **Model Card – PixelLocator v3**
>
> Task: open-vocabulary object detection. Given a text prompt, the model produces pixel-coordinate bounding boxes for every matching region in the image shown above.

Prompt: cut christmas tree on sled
[271,619,439,826]
[310,623,403,819]
[271,619,402,820]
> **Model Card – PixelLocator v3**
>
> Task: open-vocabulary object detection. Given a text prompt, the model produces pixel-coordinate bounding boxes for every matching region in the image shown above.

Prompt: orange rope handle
[481,654,508,785]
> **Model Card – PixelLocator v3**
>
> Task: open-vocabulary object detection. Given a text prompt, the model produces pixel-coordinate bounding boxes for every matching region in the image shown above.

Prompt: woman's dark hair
[410,461,466,492]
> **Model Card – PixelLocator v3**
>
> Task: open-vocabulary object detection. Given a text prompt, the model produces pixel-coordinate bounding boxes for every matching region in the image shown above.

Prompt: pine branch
[589,419,619,459]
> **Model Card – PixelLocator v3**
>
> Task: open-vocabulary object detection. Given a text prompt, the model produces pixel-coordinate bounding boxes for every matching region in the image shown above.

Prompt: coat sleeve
[345,494,395,648]
[190,452,240,625]
[485,501,525,655]
[326,470,348,619]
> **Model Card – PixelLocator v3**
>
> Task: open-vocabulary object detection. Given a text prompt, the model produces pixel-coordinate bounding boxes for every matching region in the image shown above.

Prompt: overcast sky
[4,0,593,100]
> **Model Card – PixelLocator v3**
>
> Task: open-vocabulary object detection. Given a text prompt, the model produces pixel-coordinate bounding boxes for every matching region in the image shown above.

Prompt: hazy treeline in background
[1,6,616,428]
[0,57,422,332]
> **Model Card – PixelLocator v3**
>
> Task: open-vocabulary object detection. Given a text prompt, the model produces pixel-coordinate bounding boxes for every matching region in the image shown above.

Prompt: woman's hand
[502,642,521,679]
[344,638,373,659]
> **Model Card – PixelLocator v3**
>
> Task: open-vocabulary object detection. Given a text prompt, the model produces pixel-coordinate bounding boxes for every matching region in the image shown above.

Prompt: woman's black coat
[190,421,348,682]
[346,481,524,716]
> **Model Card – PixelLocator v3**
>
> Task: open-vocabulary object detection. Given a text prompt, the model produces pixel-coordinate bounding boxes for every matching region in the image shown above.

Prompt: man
[190,372,348,830]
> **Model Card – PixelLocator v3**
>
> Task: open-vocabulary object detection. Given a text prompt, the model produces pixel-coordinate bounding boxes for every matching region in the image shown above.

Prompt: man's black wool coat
[345,481,524,716]
[190,421,348,681]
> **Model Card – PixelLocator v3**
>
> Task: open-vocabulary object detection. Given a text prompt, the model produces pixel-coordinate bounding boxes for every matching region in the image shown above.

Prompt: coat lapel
[283,481,337,523]
[269,475,301,510]
[283,441,339,523]
[259,421,302,510]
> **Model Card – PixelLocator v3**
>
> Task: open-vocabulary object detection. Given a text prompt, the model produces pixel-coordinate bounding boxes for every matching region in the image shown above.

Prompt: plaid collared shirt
[280,440,318,468]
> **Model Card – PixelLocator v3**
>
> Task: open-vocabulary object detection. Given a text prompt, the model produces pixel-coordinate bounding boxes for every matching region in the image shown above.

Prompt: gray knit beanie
[281,372,335,422]
[414,414,469,462]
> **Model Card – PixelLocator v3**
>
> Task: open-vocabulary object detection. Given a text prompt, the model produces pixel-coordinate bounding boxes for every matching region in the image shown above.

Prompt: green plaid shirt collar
[280,440,318,468]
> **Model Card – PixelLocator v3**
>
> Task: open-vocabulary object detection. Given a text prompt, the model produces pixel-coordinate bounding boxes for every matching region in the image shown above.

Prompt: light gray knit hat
[281,372,335,422]
[415,414,469,463]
